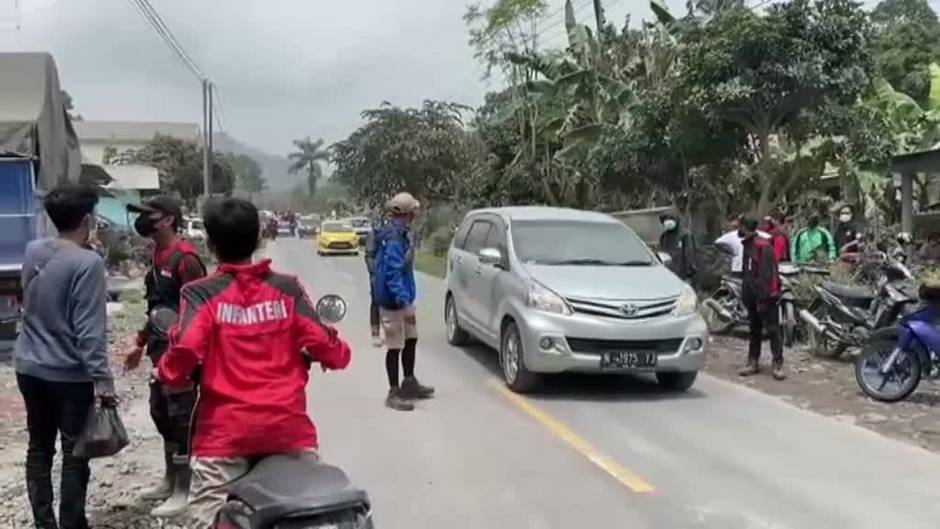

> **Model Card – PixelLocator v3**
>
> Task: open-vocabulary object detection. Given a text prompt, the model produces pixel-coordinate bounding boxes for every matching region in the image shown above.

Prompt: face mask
[134,214,158,237]
[663,219,677,231]
[839,213,851,223]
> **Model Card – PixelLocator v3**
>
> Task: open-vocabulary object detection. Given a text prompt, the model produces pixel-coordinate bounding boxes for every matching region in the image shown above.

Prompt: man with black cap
[658,213,697,281]
[123,196,206,518]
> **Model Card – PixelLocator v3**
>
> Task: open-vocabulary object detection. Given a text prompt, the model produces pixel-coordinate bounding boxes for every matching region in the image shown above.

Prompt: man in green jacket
[791,215,836,263]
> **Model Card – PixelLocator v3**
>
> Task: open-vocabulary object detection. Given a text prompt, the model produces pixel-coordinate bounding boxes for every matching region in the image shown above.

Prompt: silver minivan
[444,207,707,393]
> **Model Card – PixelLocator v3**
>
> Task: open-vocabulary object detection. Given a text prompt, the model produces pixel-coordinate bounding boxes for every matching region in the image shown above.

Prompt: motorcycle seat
[822,281,875,300]
[229,455,370,527]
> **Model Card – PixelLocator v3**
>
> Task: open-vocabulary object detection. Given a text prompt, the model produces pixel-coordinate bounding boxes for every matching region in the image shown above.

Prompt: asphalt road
[267,238,940,529]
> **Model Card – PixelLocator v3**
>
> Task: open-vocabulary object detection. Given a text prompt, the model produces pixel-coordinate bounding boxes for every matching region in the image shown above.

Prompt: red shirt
[156,259,351,457]
[136,239,205,348]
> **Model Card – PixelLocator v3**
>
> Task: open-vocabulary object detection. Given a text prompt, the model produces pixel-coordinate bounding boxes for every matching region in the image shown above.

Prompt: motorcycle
[148,295,374,529]
[701,263,811,347]
[855,302,940,402]
[798,252,917,359]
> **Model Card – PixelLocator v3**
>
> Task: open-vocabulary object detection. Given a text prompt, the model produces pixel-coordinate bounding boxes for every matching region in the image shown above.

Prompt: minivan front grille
[565,296,678,320]
[566,337,684,355]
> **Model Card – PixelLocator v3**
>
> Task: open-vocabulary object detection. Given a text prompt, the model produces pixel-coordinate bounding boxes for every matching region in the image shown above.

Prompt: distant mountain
[213,133,298,191]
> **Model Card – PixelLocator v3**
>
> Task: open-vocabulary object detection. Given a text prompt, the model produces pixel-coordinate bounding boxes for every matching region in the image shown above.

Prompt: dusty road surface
[267,238,940,529]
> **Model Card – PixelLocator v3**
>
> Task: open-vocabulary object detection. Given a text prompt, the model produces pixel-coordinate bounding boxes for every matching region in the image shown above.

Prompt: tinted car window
[453,218,474,250]
[485,221,506,250]
[511,219,654,266]
[464,221,492,254]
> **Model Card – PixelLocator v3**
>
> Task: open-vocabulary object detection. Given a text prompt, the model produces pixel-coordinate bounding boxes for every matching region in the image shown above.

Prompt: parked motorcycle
[798,252,917,359]
[148,295,374,529]
[855,303,940,402]
[701,263,808,347]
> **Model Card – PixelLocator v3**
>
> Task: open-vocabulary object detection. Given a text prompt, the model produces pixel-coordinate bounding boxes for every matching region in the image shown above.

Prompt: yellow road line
[489,379,656,494]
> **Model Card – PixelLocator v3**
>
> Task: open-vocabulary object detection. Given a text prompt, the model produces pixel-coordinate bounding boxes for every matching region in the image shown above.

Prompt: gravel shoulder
[705,334,940,453]
[0,294,185,529]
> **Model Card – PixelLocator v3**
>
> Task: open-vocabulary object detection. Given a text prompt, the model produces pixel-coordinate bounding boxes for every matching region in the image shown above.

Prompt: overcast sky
[0,0,880,157]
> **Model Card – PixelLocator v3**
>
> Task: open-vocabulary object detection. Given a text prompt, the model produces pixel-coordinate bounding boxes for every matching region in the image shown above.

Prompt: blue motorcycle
[855,302,940,402]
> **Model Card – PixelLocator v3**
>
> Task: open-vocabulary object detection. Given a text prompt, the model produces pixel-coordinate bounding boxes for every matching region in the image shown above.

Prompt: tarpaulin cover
[0,52,81,189]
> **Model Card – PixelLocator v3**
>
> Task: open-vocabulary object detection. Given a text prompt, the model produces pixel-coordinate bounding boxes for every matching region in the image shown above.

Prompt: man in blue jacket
[372,192,434,411]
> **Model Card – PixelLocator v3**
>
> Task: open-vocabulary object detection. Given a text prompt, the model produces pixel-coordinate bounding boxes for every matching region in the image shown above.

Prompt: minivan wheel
[501,321,540,393]
[656,371,698,392]
[445,295,471,346]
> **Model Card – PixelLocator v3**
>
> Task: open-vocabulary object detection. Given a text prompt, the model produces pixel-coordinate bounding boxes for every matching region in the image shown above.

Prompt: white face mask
[839,213,852,223]
[663,219,677,231]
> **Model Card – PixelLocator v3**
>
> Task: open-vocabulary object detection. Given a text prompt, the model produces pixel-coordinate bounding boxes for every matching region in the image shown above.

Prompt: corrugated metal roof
[74,120,200,143]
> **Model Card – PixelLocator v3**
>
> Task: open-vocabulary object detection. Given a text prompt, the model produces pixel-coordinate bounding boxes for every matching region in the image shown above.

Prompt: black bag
[73,403,130,459]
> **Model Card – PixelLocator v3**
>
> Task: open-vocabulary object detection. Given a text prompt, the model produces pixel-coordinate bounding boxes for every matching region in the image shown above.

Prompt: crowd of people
[9,185,434,528]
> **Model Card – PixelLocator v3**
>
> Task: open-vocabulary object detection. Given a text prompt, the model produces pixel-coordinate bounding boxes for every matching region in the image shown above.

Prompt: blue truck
[0,53,82,339]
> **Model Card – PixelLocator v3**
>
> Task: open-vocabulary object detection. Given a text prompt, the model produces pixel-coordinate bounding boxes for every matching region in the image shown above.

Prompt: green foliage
[429,226,455,257]
[110,134,235,207]
[330,101,477,208]
[228,153,266,195]
[288,137,329,199]
[871,0,940,106]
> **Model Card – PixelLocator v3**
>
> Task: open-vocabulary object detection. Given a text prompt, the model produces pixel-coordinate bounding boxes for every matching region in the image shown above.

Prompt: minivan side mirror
[478,247,503,267]
[656,251,672,266]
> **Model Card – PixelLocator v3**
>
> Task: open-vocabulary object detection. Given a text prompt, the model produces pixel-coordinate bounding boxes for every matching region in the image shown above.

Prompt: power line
[128,0,204,80]
[212,84,227,134]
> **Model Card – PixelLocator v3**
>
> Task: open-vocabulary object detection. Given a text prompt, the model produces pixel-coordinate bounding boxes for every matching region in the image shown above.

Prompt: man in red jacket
[156,198,351,528]
[737,217,786,381]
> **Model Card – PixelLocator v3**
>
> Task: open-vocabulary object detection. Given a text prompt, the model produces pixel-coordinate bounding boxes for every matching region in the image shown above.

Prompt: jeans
[16,373,95,529]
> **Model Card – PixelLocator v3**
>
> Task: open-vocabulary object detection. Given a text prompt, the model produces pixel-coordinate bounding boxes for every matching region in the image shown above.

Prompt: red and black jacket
[156,259,351,457]
[742,237,781,304]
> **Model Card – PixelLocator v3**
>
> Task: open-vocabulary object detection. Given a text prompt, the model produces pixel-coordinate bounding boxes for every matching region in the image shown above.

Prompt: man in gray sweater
[14,185,115,529]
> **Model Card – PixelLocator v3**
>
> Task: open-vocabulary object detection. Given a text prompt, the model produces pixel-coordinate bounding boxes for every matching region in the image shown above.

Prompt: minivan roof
[467,206,620,224]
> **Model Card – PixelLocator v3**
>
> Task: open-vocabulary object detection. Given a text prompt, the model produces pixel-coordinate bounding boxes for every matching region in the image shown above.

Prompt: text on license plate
[599,351,657,369]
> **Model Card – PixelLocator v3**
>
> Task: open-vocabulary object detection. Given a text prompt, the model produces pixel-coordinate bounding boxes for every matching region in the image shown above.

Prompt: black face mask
[134,215,158,237]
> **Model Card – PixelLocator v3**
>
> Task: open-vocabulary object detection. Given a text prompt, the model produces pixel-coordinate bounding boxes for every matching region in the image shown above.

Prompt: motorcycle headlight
[526,280,571,315]
[675,284,698,317]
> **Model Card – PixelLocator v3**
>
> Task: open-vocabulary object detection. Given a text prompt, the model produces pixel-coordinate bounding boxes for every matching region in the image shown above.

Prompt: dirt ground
[0,294,186,529]
[705,334,940,453]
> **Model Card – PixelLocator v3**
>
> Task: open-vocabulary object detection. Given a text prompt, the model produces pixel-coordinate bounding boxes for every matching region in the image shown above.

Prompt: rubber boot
[140,445,175,499]
[150,463,191,518]
[738,360,759,377]
[771,361,787,381]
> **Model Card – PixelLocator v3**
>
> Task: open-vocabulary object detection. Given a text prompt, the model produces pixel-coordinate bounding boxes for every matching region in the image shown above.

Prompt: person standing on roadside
[15,185,116,529]
[714,216,771,276]
[762,211,790,263]
[658,213,697,281]
[834,205,861,256]
[123,196,206,518]
[791,215,835,264]
[737,217,786,381]
[364,213,386,347]
[372,192,435,411]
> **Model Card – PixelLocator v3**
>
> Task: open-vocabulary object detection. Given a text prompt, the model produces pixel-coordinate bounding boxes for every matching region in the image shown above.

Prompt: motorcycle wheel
[780,301,796,348]
[702,292,737,335]
[855,329,922,403]
[274,509,373,529]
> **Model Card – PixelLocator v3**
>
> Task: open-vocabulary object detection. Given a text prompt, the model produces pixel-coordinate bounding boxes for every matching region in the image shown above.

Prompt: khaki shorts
[188,449,319,528]
[380,305,418,350]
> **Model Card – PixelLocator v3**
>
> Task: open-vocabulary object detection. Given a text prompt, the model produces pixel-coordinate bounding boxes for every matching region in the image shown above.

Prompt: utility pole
[202,78,212,200]
[592,0,606,33]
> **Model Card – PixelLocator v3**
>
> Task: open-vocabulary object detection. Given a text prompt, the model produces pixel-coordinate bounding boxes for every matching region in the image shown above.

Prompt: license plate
[599,351,657,369]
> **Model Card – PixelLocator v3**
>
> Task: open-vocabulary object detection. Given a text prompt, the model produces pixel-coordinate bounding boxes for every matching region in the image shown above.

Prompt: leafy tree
[673,0,874,213]
[871,0,940,105]
[288,137,329,199]
[228,154,267,195]
[330,101,477,208]
[61,90,82,121]
[111,134,234,206]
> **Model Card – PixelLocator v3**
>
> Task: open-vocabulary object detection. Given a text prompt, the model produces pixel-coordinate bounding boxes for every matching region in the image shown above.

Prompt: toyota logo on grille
[621,303,639,316]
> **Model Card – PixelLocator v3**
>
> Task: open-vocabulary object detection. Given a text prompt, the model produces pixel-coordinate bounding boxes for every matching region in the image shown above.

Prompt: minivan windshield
[511,220,654,266]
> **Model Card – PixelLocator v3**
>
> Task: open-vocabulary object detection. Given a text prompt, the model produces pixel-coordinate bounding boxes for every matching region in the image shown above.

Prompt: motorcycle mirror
[316,294,347,324]
[149,307,179,338]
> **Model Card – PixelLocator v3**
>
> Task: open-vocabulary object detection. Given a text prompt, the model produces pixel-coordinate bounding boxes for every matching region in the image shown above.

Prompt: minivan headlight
[526,280,571,315]
[675,284,697,317]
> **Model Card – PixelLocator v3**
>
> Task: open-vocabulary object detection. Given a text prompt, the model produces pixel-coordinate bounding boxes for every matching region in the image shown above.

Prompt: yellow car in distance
[317,221,360,256]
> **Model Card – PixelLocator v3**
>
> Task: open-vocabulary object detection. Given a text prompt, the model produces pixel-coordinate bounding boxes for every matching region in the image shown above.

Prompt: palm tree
[288,137,329,199]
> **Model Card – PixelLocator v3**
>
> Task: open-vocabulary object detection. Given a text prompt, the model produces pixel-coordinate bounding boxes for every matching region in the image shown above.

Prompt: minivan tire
[445,295,471,346]
[501,321,540,393]
[656,371,697,392]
